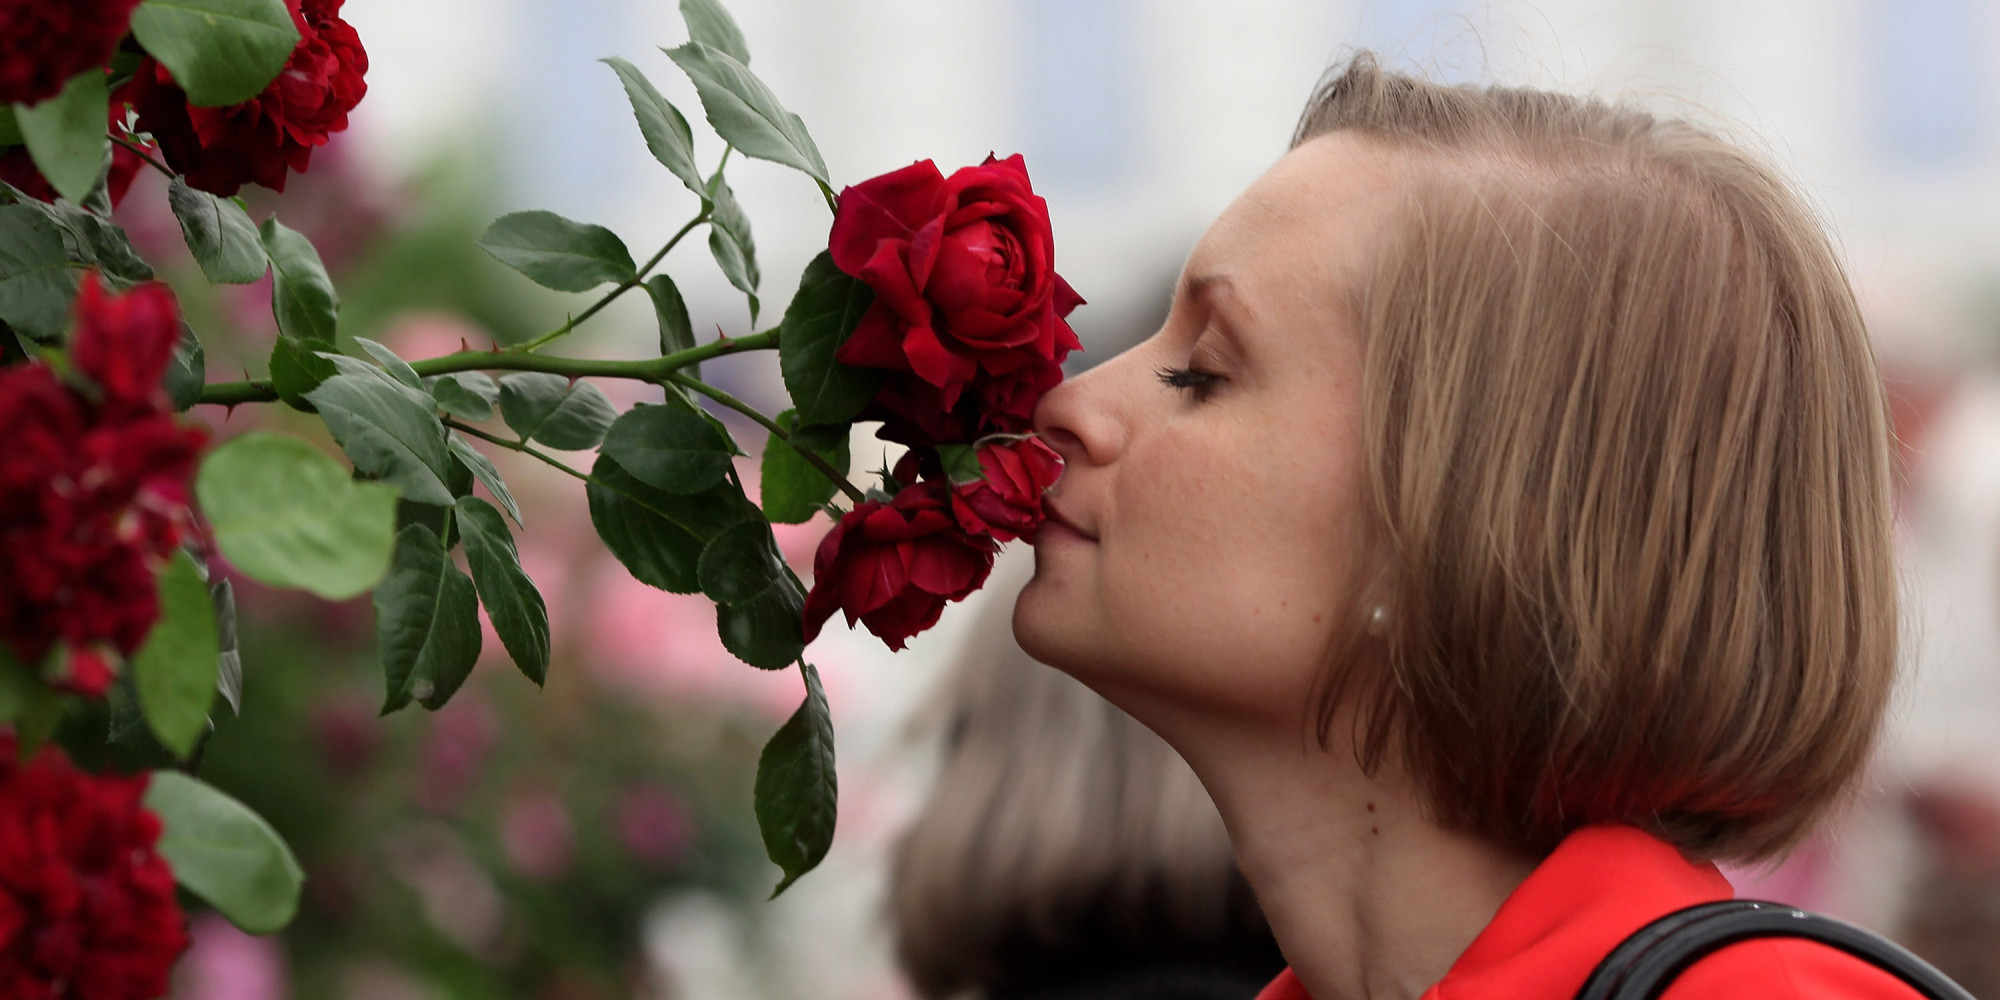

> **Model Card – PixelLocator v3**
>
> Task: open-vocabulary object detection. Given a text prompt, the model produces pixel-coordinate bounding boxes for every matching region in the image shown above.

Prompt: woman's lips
[1039,498,1097,542]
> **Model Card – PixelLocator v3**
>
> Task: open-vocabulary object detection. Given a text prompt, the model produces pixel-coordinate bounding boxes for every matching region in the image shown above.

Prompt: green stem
[445,419,593,484]
[108,132,173,180]
[196,328,780,407]
[510,210,710,355]
[666,372,867,506]
[816,179,838,215]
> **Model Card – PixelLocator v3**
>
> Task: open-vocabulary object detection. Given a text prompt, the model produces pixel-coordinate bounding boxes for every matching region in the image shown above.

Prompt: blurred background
[131,0,2000,997]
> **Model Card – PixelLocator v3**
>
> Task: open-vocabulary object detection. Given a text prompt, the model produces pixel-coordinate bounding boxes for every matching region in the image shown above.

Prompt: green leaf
[664,42,829,185]
[586,455,710,594]
[779,250,882,425]
[455,496,550,685]
[353,336,423,389]
[3,187,156,285]
[167,177,267,284]
[145,771,305,934]
[755,661,836,896]
[706,173,758,323]
[0,646,63,757]
[0,203,78,343]
[762,410,848,523]
[196,431,401,598]
[680,0,751,64]
[15,70,109,207]
[306,372,457,507]
[0,105,21,148]
[477,210,636,293]
[261,216,338,343]
[601,56,706,198]
[697,517,786,604]
[717,572,804,670]
[447,432,521,527]
[600,403,734,495]
[426,371,498,422]
[131,551,219,757]
[646,274,697,377]
[211,577,241,716]
[374,522,482,714]
[268,335,335,409]
[937,443,983,485]
[128,0,300,108]
[163,322,204,412]
[495,372,616,450]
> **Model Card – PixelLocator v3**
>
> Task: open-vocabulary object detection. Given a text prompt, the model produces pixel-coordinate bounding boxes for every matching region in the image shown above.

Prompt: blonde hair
[1299,54,1899,863]
[889,583,1267,999]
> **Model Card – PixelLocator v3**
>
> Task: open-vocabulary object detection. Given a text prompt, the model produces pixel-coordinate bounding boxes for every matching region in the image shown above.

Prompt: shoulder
[1664,938,1928,1000]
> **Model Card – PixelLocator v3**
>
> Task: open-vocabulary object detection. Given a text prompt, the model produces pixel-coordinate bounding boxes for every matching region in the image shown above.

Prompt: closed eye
[1156,365,1223,401]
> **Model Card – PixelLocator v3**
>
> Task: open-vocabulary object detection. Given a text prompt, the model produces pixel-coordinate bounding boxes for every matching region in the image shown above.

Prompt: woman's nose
[1032,355,1129,468]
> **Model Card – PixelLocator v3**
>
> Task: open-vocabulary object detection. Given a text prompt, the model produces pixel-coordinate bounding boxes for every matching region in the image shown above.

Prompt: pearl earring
[1367,604,1390,635]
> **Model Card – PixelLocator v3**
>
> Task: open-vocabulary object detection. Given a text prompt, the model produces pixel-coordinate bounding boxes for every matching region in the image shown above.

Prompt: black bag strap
[1573,899,1977,1000]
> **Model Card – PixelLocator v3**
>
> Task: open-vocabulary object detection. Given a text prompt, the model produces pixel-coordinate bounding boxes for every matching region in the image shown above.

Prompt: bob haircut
[1298,53,1899,863]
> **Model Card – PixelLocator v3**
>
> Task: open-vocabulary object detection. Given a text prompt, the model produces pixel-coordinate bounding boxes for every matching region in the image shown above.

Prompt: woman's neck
[1170,721,1540,1000]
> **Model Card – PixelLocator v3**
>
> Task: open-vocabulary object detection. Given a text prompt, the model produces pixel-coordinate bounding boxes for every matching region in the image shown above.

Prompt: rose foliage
[0,3,1076,989]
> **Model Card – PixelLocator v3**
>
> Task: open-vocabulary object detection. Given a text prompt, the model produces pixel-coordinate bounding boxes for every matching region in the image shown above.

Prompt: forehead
[1183,133,1406,310]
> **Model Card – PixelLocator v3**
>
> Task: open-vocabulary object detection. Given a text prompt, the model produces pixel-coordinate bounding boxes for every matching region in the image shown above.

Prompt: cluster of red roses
[0,0,367,201]
[0,735,187,1000]
[0,273,207,697]
[803,155,1077,650]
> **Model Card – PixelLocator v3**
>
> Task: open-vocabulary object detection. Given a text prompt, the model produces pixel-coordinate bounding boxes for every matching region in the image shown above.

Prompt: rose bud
[949,437,1064,543]
[69,272,184,410]
[803,481,998,651]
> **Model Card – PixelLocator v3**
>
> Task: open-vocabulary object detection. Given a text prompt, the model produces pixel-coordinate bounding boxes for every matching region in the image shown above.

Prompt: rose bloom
[950,437,1063,543]
[829,155,1082,442]
[803,480,998,651]
[0,736,189,999]
[0,273,206,697]
[0,0,145,106]
[129,0,367,195]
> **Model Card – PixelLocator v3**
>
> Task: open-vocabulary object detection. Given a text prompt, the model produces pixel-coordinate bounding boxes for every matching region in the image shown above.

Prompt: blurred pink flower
[500,787,574,881]
[172,913,287,1000]
[307,694,380,776]
[577,553,795,717]
[614,785,693,869]
[380,311,492,361]
[416,690,499,814]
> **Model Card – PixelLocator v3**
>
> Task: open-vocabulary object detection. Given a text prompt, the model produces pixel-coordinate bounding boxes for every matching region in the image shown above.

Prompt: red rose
[829,155,1083,421]
[129,0,367,195]
[865,358,1062,449]
[0,275,205,696]
[0,736,189,999]
[802,480,997,651]
[950,437,1063,543]
[0,0,145,106]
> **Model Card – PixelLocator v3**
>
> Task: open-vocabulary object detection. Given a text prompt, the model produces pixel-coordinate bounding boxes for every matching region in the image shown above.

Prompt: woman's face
[1014,132,1404,727]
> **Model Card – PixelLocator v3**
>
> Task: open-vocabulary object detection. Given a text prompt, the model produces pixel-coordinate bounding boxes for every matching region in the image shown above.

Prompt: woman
[890,562,1284,1000]
[1014,53,1915,1000]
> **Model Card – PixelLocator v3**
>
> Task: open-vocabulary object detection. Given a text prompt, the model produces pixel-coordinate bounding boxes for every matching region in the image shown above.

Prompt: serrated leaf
[427,371,498,421]
[762,410,848,523]
[495,372,617,450]
[3,187,156,286]
[755,661,836,895]
[646,274,697,377]
[477,210,636,292]
[697,517,786,604]
[447,432,521,527]
[779,250,882,425]
[664,42,828,185]
[261,216,338,342]
[706,172,758,322]
[306,373,456,507]
[197,431,401,598]
[164,322,204,412]
[128,0,299,108]
[586,455,710,594]
[374,522,482,714]
[680,0,750,64]
[601,56,706,197]
[0,203,77,343]
[937,443,983,485]
[131,550,219,757]
[211,577,241,716]
[146,772,305,935]
[354,337,423,389]
[717,571,804,670]
[455,496,549,685]
[15,70,109,207]
[167,177,267,284]
[600,403,734,495]
[268,335,335,409]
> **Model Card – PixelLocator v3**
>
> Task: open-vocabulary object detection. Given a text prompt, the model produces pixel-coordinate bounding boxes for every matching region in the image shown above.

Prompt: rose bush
[0,736,188,1000]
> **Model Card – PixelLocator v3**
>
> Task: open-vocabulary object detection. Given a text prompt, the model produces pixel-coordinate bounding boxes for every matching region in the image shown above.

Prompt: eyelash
[1156,365,1223,401]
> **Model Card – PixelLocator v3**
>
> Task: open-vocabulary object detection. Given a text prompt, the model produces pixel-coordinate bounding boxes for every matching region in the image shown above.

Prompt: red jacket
[1253,825,1922,1000]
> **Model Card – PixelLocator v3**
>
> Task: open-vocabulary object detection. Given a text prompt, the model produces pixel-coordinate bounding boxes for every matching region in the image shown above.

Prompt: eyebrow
[1179,271,1251,355]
